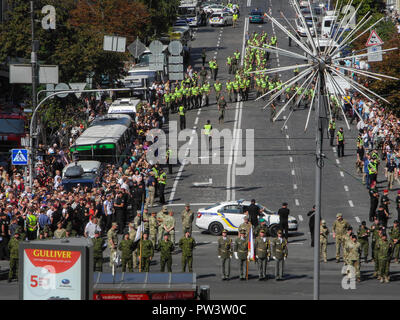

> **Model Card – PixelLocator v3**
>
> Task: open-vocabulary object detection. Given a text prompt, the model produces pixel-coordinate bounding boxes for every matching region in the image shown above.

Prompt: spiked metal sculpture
[250,0,398,299]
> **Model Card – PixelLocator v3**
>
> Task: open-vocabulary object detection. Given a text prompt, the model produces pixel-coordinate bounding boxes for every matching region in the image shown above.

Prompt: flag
[248,226,255,261]
[133,200,145,249]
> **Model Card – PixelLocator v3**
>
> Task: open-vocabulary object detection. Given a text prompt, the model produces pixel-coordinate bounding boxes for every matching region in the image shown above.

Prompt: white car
[209,12,233,26]
[203,4,233,14]
[195,200,298,236]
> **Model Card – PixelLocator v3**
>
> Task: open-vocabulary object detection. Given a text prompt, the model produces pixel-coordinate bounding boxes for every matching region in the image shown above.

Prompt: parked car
[209,12,233,26]
[249,10,264,23]
[195,200,298,236]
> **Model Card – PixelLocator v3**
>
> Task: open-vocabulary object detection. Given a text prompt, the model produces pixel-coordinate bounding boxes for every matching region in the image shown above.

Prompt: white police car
[195,200,298,236]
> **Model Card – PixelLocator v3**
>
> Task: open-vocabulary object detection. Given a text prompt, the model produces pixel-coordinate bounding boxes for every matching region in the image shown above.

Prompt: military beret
[394,220,399,224]
[260,229,266,233]
[398,190,400,194]
[336,213,343,218]
[282,202,288,206]
[239,229,246,234]
[361,221,366,226]
[143,230,149,235]
[347,226,353,231]
[185,203,190,207]
[277,230,283,235]
[384,189,388,193]
[124,232,129,236]
[321,220,326,225]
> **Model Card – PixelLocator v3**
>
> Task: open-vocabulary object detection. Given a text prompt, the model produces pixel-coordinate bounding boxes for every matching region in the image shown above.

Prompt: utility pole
[30,0,39,186]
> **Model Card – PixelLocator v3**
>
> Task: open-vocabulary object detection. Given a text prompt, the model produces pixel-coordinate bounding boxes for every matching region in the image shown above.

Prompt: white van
[321,15,336,38]
[108,98,140,117]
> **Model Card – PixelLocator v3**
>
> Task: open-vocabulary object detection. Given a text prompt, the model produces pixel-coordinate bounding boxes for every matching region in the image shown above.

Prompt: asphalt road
[1,0,399,300]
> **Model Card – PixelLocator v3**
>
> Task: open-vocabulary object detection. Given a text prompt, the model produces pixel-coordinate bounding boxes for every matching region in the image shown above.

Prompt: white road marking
[344,185,349,192]
[348,200,354,207]
[193,178,213,187]
[336,159,340,164]
[293,184,297,190]
[289,156,293,163]
[295,199,300,206]
[355,216,361,223]
[291,169,295,175]
[283,116,287,120]
[227,17,248,201]
[287,145,291,150]
[284,125,288,130]
[340,171,344,177]
[286,134,289,139]
[298,215,303,222]
[194,117,199,125]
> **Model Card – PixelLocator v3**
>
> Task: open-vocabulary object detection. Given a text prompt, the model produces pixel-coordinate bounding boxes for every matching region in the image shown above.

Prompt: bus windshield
[0,119,25,134]
[178,7,197,17]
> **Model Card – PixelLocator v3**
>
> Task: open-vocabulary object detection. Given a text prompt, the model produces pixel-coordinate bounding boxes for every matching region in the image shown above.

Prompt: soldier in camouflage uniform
[332,213,351,262]
[271,230,288,281]
[238,216,252,239]
[162,211,176,245]
[157,206,168,244]
[254,218,269,238]
[370,217,380,262]
[389,220,400,263]
[346,234,361,282]
[179,230,196,272]
[357,221,370,263]
[107,222,119,268]
[139,231,154,272]
[343,226,353,266]
[372,226,384,277]
[255,229,271,280]
[218,229,232,280]
[320,220,329,263]
[8,231,21,282]
[181,203,194,235]
[159,232,175,272]
[376,232,393,283]
[119,232,135,272]
[234,229,249,280]
[128,221,139,269]
[148,211,158,249]
[92,230,106,272]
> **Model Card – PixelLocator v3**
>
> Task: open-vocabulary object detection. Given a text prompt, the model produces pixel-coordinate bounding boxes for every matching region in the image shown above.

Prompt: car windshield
[251,11,262,15]
[211,14,222,18]
[127,71,155,78]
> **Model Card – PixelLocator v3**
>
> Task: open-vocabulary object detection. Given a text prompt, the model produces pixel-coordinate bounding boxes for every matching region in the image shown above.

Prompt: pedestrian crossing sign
[11,149,28,165]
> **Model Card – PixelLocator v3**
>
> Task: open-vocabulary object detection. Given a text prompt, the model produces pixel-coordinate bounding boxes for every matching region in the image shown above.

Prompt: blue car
[249,10,264,23]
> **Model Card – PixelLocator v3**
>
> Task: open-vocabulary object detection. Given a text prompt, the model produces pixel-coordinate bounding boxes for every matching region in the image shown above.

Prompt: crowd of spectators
[0,86,170,260]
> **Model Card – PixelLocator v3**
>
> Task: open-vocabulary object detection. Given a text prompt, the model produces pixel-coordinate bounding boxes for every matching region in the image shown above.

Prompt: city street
[1,0,399,301]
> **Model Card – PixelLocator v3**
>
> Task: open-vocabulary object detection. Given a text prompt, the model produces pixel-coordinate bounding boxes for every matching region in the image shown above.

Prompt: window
[222,205,243,214]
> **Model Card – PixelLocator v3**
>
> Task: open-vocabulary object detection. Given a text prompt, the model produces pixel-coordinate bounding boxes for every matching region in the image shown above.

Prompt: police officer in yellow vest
[158,168,167,205]
[179,105,186,130]
[26,211,38,240]
[337,127,345,157]
[329,118,336,146]
[204,120,212,147]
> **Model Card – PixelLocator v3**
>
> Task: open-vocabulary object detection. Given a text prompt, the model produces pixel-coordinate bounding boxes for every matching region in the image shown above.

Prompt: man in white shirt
[103,194,114,231]
[84,217,101,238]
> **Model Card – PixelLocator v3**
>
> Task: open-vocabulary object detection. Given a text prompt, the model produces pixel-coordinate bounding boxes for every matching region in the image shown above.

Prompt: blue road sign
[11,149,28,165]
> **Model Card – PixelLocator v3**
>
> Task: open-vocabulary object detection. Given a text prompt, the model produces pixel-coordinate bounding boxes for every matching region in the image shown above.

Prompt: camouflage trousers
[335,236,345,260]
[182,255,193,272]
[121,256,133,272]
[320,239,327,262]
[377,258,390,277]
[8,258,18,280]
[94,257,103,272]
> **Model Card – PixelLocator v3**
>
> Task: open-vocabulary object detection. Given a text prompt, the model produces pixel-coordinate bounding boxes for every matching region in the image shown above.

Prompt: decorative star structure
[249,0,398,131]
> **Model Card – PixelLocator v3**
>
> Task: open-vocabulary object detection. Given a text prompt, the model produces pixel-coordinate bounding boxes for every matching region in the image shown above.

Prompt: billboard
[19,239,92,300]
